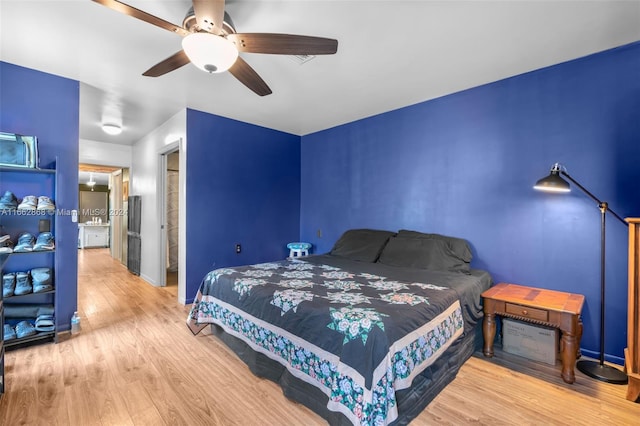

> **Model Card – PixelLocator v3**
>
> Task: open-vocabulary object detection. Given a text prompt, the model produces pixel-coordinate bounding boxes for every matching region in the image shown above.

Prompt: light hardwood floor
[1,248,638,424]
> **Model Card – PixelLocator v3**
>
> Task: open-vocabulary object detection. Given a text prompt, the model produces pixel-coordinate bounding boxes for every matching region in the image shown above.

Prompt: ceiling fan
[92,0,339,96]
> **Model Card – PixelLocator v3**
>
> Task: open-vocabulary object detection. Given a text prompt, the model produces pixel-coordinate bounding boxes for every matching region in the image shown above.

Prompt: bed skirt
[210,321,482,425]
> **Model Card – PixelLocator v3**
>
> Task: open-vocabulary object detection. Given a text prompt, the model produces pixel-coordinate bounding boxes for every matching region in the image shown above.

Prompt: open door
[110,169,123,261]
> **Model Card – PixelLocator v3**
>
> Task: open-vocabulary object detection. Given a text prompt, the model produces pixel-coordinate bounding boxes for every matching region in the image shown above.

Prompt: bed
[187,229,492,425]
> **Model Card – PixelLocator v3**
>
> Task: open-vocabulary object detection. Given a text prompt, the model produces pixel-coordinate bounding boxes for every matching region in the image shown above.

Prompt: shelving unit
[0,165,59,395]
[0,253,6,394]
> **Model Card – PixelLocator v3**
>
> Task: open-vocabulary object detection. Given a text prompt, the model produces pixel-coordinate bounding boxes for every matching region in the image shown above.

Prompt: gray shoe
[13,232,35,252]
[17,195,37,210]
[0,234,13,253]
[14,271,32,296]
[33,232,55,251]
[36,195,55,212]
[32,267,53,293]
[0,191,18,211]
[3,272,15,297]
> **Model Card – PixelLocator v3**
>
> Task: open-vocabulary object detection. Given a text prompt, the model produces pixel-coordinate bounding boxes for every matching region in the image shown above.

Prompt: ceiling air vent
[289,54,316,65]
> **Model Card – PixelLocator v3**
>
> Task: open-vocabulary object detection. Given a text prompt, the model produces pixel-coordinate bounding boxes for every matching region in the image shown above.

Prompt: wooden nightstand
[482,283,585,384]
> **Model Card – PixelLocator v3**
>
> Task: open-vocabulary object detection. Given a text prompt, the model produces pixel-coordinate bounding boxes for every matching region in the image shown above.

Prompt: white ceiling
[1,1,639,145]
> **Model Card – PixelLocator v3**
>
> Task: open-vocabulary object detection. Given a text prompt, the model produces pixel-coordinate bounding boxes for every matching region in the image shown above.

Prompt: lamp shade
[182,33,238,74]
[534,166,570,193]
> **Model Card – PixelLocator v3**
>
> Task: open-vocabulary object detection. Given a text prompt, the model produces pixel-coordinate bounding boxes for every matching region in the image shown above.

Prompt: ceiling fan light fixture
[182,32,238,74]
[102,123,122,135]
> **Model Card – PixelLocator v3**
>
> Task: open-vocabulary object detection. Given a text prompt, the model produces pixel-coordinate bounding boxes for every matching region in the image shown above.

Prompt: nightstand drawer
[505,303,548,321]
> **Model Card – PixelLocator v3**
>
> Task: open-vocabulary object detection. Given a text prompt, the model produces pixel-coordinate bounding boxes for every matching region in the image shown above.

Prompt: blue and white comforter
[188,255,490,425]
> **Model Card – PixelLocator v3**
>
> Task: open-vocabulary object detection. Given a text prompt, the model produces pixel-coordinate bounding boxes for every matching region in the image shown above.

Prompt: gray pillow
[330,229,396,262]
[378,234,471,273]
[397,230,472,263]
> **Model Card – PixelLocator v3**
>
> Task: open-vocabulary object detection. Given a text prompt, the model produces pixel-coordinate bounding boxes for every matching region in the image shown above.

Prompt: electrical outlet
[235,243,241,254]
[317,229,322,238]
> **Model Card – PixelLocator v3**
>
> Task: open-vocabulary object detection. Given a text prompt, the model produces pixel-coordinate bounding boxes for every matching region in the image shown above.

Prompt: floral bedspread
[187,256,468,425]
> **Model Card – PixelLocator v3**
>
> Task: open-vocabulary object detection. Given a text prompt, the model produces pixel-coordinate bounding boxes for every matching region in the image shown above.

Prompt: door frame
[110,169,123,261]
[157,138,186,302]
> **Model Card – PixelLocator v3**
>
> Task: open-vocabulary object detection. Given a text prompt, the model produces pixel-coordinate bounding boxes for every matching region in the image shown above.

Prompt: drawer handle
[522,309,528,315]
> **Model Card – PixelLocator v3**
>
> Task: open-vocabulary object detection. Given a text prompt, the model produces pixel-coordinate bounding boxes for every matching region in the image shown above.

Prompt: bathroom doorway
[157,137,186,302]
[164,151,180,286]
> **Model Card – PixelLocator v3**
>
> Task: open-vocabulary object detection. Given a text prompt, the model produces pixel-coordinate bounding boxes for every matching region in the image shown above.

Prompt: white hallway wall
[130,110,187,302]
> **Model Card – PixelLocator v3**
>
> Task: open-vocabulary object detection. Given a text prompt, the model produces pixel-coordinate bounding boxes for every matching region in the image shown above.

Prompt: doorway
[78,163,129,263]
[165,151,180,286]
[158,141,182,290]
[157,137,186,302]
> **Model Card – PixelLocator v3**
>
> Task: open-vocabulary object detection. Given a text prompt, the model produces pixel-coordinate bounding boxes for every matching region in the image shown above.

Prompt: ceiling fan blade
[92,0,188,36]
[228,57,272,97]
[192,0,225,34]
[142,50,191,77]
[227,34,338,55]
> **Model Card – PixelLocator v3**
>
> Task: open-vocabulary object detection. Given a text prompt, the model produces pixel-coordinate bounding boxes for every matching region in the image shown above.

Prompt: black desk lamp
[534,163,628,384]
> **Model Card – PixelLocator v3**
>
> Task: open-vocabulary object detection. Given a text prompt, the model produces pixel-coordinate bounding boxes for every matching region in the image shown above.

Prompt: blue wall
[300,42,640,363]
[1,61,79,331]
[185,109,301,301]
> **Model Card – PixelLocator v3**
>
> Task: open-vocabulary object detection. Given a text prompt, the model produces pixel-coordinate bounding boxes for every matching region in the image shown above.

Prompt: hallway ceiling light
[102,123,122,135]
[87,172,96,189]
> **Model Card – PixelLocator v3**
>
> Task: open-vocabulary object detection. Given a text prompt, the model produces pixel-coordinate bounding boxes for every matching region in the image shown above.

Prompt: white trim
[140,272,159,287]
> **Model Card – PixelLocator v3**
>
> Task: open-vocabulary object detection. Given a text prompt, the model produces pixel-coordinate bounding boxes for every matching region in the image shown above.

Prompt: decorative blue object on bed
[187,229,492,425]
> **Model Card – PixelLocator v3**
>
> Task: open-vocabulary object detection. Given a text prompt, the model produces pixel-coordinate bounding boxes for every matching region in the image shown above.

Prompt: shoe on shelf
[0,190,18,211]
[3,272,16,297]
[13,232,35,252]
[32,267,53,293]
[35,314,55,332]
[33,232,55,251]
[17,195,37,210]
[15,320,37,339]
[14,271,33,296]
[36,196,55,212]
[0,234,13,253]
[3,323,17,340]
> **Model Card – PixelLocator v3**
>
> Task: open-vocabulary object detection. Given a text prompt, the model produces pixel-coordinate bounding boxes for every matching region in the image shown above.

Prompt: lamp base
[576,360,628,384]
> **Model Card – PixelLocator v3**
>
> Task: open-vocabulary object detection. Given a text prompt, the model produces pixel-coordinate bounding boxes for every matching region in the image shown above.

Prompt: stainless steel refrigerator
[127,195,141,275]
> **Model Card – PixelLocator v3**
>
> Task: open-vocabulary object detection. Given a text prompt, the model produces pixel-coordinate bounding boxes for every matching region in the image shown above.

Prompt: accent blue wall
[300,42,640,363]
[185,109,300,301]
[1,61,80,331]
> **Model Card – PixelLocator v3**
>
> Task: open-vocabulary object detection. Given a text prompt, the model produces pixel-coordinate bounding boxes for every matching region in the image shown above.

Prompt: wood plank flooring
[1,248,638,424]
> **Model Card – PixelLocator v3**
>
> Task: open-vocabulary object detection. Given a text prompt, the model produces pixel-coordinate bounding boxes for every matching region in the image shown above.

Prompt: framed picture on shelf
[0,132,39,169]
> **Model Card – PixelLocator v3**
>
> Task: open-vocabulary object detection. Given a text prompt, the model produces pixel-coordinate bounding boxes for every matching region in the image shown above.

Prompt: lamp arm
[560,171,628,226]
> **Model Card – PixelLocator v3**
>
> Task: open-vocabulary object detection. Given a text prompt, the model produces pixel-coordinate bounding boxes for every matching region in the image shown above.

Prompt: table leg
[576,318,583,359]
[483,313,496,357]
[561,329,577,384]
[627,376,640,402]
